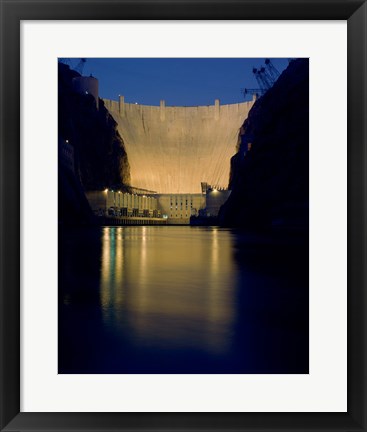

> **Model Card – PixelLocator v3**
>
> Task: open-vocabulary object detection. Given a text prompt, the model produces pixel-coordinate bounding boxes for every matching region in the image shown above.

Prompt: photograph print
[58,58,309,374]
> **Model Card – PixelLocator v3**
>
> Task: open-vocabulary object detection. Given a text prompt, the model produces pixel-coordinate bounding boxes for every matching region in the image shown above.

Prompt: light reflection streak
[100,228,111,308]
[136,226,148,313]
[206,227,234,351]
[114,228,124,308]
[100,227,125,325]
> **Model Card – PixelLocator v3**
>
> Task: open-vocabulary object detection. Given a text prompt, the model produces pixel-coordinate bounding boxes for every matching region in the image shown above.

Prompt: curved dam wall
[103,96,255,194]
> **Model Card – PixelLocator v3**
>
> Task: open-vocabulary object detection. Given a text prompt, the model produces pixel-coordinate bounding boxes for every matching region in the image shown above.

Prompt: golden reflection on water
[99,226,235,353]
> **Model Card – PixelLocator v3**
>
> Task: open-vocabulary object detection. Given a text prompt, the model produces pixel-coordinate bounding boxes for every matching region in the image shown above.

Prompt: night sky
[70,58,290,106]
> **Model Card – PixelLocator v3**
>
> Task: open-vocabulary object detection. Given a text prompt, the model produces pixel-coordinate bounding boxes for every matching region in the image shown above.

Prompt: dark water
[59,226,308,374]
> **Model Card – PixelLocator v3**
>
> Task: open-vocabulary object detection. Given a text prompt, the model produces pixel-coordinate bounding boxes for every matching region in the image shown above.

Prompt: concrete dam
[103,96,255,194]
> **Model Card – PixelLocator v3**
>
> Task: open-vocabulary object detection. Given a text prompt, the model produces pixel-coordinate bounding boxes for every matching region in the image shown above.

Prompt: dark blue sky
[76,58,289,106]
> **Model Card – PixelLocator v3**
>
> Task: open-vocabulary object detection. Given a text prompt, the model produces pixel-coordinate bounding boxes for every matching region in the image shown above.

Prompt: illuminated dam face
[103,96,255,194]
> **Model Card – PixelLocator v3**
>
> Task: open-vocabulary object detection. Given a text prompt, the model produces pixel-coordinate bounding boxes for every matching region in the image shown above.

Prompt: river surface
[59,226,308,374]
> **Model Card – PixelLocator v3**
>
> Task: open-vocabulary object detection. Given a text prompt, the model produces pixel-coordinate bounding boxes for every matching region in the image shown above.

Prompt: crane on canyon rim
[58,58,71,66]
[265,58,280,81]
[241,87,265,98]
[58,58,87,75]
[241,58,281,100]
[74,58,87,75]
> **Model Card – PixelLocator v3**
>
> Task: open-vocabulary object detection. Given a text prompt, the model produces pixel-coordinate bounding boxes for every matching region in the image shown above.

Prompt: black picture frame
[1,1,366,431]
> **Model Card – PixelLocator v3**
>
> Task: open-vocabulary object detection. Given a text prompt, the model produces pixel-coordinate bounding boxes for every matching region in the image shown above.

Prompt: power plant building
[86,190,160,218]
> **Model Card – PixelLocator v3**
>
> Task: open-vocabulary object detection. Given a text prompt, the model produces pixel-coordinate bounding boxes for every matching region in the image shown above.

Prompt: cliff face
[58,63,130,191]
[58,164,95,226]
[219,59,309,234]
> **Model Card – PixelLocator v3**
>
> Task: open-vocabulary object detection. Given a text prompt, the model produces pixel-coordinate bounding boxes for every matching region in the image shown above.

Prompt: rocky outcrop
[58,63,130,191]
[58,164,95,226]
[219,59,309,235]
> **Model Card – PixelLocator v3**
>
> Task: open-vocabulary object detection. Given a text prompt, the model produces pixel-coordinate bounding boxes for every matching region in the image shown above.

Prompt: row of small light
[104,189,147,198]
